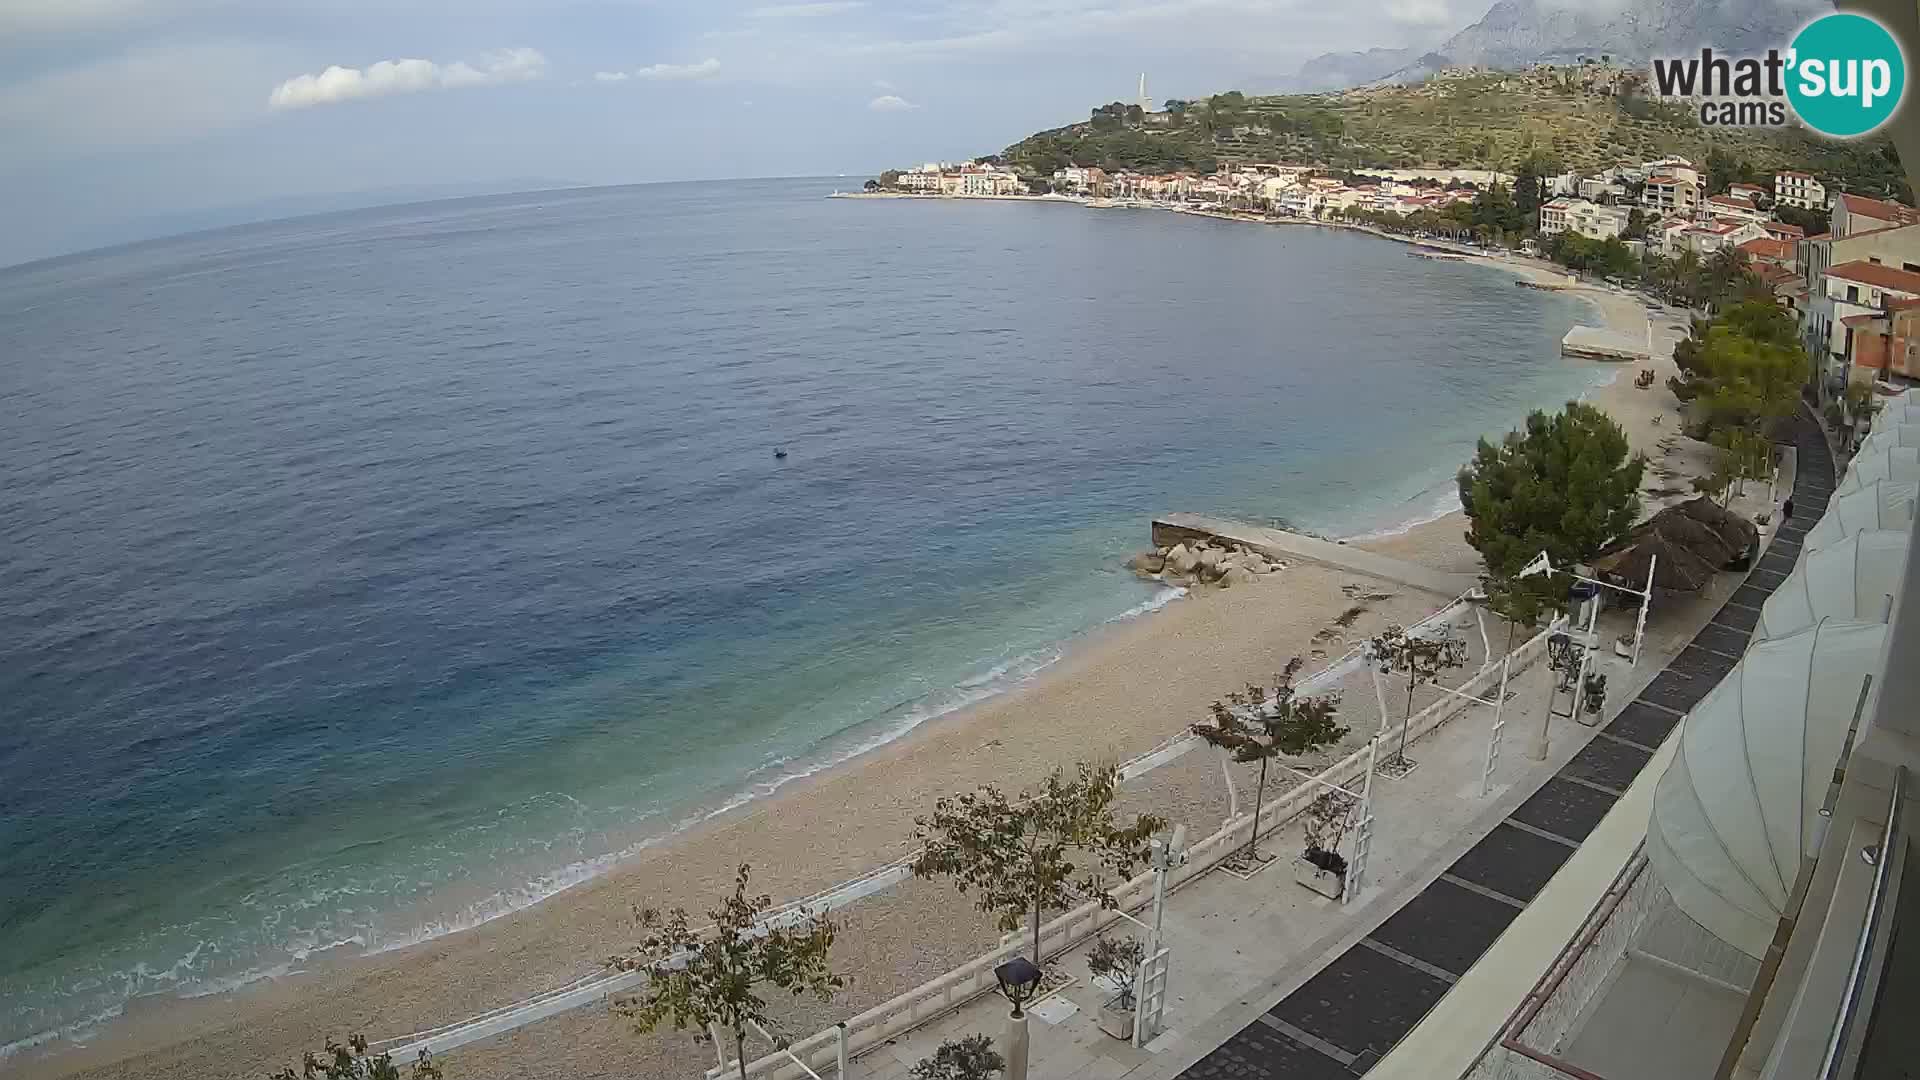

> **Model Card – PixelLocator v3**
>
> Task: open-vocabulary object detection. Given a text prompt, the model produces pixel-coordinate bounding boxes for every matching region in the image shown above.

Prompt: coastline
[13,215,1681,1080]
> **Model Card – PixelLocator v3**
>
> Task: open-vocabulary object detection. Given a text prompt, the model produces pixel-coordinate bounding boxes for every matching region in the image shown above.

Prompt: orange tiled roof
[1838,193,1919,224]
[1739,238,1794,261]
[1827,259,1920,292]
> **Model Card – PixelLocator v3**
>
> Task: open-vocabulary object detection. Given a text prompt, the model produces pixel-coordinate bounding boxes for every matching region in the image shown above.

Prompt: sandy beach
[15,235,1697,1080]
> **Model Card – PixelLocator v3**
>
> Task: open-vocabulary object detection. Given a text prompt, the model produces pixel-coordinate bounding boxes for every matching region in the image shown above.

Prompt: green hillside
[1002,70,1910,199]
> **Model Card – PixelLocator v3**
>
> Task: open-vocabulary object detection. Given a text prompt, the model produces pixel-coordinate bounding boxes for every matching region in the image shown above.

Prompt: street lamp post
[994,957,1043,1080]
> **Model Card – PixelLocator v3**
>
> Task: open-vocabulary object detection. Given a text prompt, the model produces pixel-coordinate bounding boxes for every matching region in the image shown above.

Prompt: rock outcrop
[1127,536,1285,590]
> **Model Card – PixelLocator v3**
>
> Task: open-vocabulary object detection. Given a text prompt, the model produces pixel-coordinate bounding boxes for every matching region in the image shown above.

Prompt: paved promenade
[844,415,1830,1080]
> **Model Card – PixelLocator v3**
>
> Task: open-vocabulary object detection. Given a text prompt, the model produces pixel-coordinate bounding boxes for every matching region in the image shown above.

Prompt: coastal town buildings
[1538,196,1630,240]
[1640,160,1703,217]
[1774,168,1828,209]
[1843,299,1920,381]
[947,167,1023,196]
[1806,255,1920,391]
[1832,191,1920,238]
[1737,235,1796,274]
[1765,220,1806,245]
[1050,166,1108,194]
[1700,192,1768,225]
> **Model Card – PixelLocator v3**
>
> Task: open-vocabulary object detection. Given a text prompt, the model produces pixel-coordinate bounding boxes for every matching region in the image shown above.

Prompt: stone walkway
[837,567,1740,1080]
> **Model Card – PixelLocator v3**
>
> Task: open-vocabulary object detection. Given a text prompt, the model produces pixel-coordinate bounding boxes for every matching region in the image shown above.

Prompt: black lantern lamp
[994,957,1043,1017]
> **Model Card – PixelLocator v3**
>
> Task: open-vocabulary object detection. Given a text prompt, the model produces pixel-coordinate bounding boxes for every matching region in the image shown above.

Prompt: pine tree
[1456,402,1645,584]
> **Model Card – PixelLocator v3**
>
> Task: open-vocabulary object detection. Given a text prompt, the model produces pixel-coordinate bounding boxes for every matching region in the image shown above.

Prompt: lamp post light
[994,957,1044,1080]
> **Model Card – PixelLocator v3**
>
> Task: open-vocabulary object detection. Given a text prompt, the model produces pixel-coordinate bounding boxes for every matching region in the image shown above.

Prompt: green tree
[1190,658,1345,862]
[611,865,845,1080]
[1623,207,1647,240]
[1689,316,1809,433]
[912,1035,1005,1080]
[912,763,1165,966]
[1369,624,1470,767]
[1457,402,1646,582]
[268,1036,442,1080]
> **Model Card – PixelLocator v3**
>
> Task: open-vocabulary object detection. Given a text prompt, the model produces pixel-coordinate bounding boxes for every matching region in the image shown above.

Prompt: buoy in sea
[774,449,788,459]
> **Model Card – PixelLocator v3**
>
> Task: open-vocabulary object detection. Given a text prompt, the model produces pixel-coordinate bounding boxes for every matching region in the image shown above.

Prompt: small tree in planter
[1190,657,1345,872]
[1296,788,1360,899]
[911,1035,1005,1080]
[268,1035,442,1080]
[1370,624,1471,773]
[609,864,846,1080]
[1086,936,1148,1039]
[913,762,1165,968]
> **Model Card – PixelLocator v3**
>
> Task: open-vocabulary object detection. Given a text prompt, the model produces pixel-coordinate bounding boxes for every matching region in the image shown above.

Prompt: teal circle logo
[1787,13,1906,138]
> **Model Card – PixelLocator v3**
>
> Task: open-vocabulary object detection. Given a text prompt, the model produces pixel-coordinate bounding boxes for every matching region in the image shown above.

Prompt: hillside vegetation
[1003,71,1910,199]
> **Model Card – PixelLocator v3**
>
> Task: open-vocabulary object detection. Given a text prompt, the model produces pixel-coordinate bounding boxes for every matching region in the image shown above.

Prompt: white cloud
[873,78,894,90]
[628,58,723,81]
[868,94,917,111]
[267,48,544,110]
[593,71,630,82]
[747,1,864,15]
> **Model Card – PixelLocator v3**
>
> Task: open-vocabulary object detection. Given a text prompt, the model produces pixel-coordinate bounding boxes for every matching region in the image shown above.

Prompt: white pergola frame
[1520,551,1656,740]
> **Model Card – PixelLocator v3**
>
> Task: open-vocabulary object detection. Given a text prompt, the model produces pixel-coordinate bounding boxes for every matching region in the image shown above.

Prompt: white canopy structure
[1857,421,1920,454]
[1837,445,1920,494]
[1802,480,1917,549]
[1752,530,1910,642]
[1649,620,1889,958]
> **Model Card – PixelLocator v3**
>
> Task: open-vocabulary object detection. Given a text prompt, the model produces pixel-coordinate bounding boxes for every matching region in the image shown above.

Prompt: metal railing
[1818,765,1907,1080]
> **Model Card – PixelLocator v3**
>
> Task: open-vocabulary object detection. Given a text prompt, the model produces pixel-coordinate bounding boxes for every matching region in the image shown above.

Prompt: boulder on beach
[1245,557,1272,574]
[1165,544,1198,575]
[1126,552,1166,576]
[1197,548,1224,573]
[1221,566,1257,588]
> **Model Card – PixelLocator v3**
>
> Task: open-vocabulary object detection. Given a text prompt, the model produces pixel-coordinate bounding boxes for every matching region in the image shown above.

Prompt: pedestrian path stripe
[1357,937,1460,986]
[1500,816,1582,849]
[1252,1013,1358,1066]
[1439,872,1529,910]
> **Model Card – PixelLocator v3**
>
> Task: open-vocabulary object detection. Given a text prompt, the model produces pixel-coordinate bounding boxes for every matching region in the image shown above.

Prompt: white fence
[367,589,1513,1069]
[714,618,1558,1080]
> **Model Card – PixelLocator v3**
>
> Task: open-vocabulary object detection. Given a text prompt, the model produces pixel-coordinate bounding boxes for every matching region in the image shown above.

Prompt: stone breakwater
[1126,538,1286,590]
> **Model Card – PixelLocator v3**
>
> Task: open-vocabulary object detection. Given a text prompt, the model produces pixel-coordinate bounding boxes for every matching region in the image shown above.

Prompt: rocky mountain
[1275,0,1826,92]
[1268,47,1423,93]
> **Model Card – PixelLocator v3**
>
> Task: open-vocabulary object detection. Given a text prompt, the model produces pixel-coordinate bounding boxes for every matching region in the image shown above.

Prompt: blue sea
[0,178,1602,1053]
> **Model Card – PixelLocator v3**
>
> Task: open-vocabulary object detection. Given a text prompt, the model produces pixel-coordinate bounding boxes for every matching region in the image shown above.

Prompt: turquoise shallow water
[0,179,1604,1051]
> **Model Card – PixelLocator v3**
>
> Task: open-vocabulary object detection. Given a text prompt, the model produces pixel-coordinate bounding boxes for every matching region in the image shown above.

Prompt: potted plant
[1295,789,1359,900]
[912,1034,1004,1080]
[1085,936,1146,1040]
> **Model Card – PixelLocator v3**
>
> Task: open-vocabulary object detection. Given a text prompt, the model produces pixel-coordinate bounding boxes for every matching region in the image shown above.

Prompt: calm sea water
[0,179,1601,1051]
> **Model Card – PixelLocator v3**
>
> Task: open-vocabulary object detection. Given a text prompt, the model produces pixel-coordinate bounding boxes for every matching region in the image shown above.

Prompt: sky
[0,0,1483,265]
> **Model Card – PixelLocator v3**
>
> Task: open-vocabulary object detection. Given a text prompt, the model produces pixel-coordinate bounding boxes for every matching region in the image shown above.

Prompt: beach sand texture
[19,247,1696,1080]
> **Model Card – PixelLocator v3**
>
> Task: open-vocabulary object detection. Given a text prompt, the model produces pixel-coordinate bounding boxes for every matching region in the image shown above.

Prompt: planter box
[1294,857,1346,900]
[1096,994,1137,1041]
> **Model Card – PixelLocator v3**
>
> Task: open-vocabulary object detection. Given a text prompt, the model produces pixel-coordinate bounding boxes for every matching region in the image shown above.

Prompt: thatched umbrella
[1678,496,1759,558]
[1593,531,1720,591]
[1644,506,1740,567]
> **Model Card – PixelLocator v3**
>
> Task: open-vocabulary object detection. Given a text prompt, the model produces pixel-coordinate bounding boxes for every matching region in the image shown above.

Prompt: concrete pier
[1152,512,1480,597]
